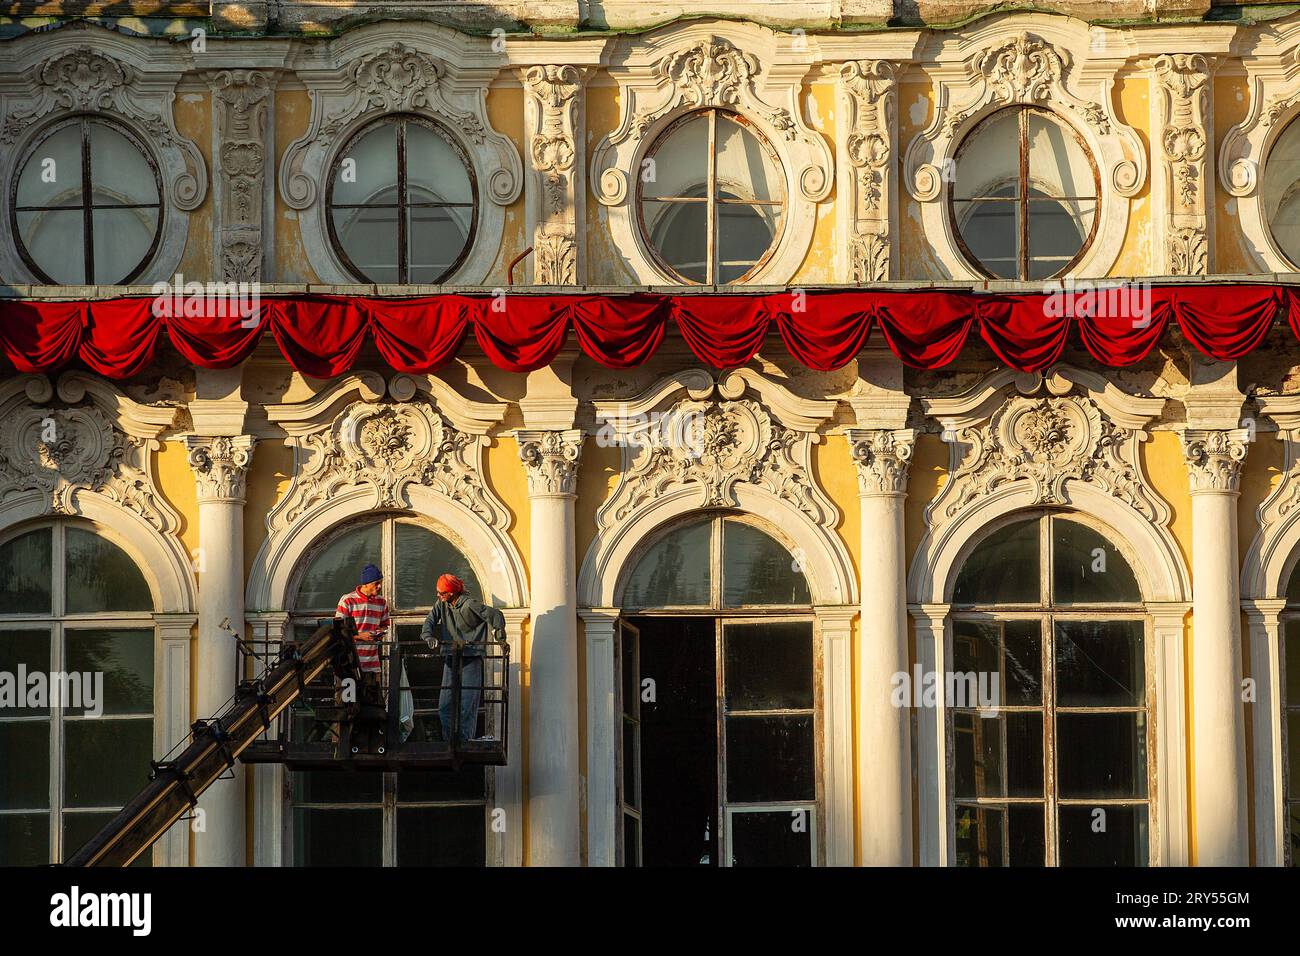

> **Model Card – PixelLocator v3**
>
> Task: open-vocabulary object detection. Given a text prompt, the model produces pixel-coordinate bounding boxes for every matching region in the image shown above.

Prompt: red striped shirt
[335,590,389,673]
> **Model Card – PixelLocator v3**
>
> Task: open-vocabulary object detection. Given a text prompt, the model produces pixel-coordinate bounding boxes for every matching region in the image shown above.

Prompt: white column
[1244,599,1287,866]
[579,608,619,867]
[1182,428,1250,865]
[185,435,255,867]
[517,429,583,866]
[849,429,914,865]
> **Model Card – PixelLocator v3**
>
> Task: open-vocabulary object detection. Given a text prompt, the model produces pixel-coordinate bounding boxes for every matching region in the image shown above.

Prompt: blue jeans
[439,656,482,743]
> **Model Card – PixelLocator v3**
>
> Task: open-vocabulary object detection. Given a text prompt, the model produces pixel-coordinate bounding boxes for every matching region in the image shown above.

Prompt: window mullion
[1019,108,1030,281]
[50,621,64,864]
[81,120,94,284]
[706,110,717,286]
[1043,610,1058,867]
[397,121,409,285]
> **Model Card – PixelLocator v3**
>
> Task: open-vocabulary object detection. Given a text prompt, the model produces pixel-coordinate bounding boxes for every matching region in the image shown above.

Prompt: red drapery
[0,285,1295,379]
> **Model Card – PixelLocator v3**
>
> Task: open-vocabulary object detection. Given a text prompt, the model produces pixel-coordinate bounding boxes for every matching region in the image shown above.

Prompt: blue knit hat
[359,563,382,585]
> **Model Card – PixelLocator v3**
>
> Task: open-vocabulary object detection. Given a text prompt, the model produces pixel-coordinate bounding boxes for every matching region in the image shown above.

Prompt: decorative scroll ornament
[185,435,256,503]
[275,400,499,529]
[212,70,272,283]
[1182,428,1249,494]
[840,60,896,283]
[922,368,1170,531]
[517,429,584,497]
[849,429,914,496]
[0,376,178,533]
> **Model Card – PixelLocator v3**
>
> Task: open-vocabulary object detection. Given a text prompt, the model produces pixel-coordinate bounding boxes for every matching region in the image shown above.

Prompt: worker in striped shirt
[335,563,389,698]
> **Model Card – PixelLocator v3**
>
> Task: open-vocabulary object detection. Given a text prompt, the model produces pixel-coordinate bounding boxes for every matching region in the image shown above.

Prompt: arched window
[11,116,163,285]
[637,109,786,285]
[0,520,155,865]
[286,514,487,867]
[326,114,478,284]
[1280,559,1300,866]
[949,511,1149,866]
[1264,115,1300,270]
[618,514,816,867]
[950,106,1099,280]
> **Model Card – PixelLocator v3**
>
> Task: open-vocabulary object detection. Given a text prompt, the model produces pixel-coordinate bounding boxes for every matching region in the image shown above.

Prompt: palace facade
[2,0,1300,867]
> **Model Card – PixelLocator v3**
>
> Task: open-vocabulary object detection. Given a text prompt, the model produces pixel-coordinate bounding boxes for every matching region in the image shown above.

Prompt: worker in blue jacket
[420,573,506,743]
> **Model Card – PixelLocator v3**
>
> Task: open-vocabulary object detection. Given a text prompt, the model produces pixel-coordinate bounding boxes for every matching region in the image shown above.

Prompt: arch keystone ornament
[278,26,523,285]
[903,21,1146,279]
[589,22,833,284]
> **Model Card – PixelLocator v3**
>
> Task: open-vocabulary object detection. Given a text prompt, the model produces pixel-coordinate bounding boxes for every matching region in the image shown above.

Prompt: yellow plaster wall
[793,80,839,284]
[274,87,318,283]
[1110,72,1152,277]
[585,80,636,286]
[1214,72,1256,276]
[484,84,529,287]
[173,87,213,280]
[242,439,294,588]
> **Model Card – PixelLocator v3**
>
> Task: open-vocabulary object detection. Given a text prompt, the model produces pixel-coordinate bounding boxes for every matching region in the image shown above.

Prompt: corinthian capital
[517,428,583,497]
[1181,428,1248,494]
[849,428,914,496]
[185,435,257,503]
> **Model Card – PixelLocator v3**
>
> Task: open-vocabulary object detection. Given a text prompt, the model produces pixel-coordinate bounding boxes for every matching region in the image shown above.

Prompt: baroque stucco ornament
[922,367,1171,531]
[212,70,272,283]
[522,65,586,285]
[840,60,897,283]
[1153,54,1213,276]
[0,375,180,534]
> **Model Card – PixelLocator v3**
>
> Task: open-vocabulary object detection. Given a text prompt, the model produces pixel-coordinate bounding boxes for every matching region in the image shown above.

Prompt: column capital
[848,428,915,497]
[185,434,257,503]
[1242,598,1288,625]
[516,428,583,498]
[1180,427,1249,495]
[578,607,620,634]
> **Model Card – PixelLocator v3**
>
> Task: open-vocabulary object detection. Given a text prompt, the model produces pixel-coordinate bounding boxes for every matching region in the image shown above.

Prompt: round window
[326,114,477,284]
[1263,114,1300,268]
[11,116,163,284]
[949,106,1100,280]
[637,109,786,285]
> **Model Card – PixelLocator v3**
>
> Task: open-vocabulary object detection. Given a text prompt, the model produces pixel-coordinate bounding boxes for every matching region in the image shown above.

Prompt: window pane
[1056,712,1147,799]
[407,204,471,283]
[16,122,83,207]
[0,528,52,615]
[1289,712,1300,797]
[89,122,159,207]
[722,521,810,606]
[621,627,637,718]
[332,120,397,206]
[394,522,478,610]
[724,714,815,802]
[64,629,154,716]
[65,527,152,613]
[623,813,640,867]
[396,623,442,740]
[293,808,382,866]
[332,205,399,283]
[953,108,1019,201]
[396,804,485,866]
[0,813,49,866]
[953,711,1043,799]
[952,517,1040,604]
[296,522,382,611]
[724,621,813,710]
[64,718,153,808]
[1058,804,1148,866]
[16,209,85,283]
[406,121,473,204]
[622,519,712,608]
[641,113,708,200]
[1028,111,1094,201]
[63,810,150,867]
[955,196,1019,279]
[0,629,51,717]
[1289,622,1300,706]
[645,198,707,283]
[715,115,783,204]
[0,721,50,810]
[1262,115,1300,268]
[954,804,1045,866]
[1055,620,1144,707]
[1027,197,1093,279]
[729,809,813,866]
[291,770,381,804]
[716,200,779,284]
[622,718,638,809]
[952,620,1042,706]
[1052,518,1141,603]
[92,207,158,284]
